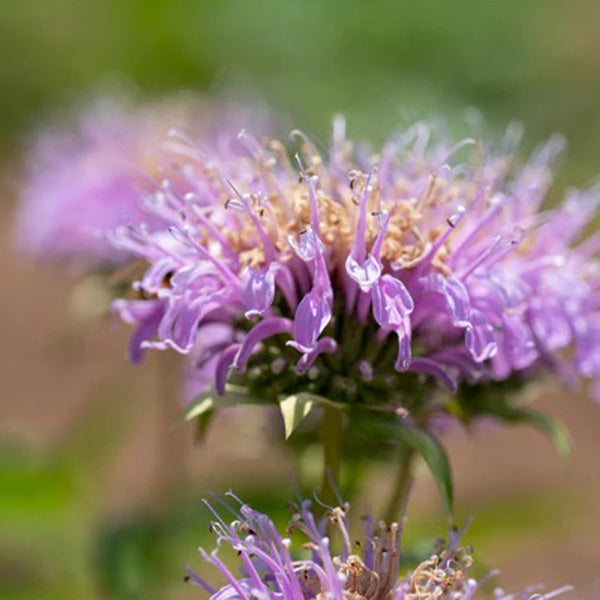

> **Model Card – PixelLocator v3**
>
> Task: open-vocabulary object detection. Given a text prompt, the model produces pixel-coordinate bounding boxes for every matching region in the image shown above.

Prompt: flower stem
[384,445,416,523]
[320,405,344,506]
[157,352,186,503]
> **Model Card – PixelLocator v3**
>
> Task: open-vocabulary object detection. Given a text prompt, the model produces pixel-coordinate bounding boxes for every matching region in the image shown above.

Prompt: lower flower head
[188,494,572,600]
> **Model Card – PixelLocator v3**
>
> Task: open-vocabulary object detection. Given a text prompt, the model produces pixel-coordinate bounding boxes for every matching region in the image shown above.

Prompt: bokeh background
[2,2,600,598]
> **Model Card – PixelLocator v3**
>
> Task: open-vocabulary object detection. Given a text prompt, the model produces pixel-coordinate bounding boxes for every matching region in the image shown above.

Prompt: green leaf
[355,415,454,517]
[392,422,454,517]
[279,394,316,439]
[194,408,215,442]
[508,408,571,461]
[279,393,345,439]
[183,395,215,422]
[180,385,269,426]
[454,383,571,461]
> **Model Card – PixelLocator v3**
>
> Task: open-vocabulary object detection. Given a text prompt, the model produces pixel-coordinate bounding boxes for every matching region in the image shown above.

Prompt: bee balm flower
[109,119,600,404]
[187,494,572,600]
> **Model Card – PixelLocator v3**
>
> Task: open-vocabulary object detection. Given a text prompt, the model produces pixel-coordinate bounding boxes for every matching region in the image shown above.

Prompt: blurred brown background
[1,2,600,598]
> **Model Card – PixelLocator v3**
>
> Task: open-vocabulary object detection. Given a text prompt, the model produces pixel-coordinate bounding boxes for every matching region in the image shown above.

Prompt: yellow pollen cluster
[204,137,476,274]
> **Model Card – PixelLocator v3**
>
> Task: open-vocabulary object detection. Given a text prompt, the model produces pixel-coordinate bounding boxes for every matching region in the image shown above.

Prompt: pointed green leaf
[455,384,571,461]
[279,393,346,439]
[279,394,315,439]
[392,422,454,516]
[194,407,215,442]
[358,415,454,516]
[512,408,571,461]
[182,394,215,422]
[180,386,270,426]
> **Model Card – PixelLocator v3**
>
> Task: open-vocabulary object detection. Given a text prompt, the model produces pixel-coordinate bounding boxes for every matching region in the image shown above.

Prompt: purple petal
[234,317,293,371]
[431,347,482,383]
[424,273,471,327]
[295,337,337,375]
[502,312,538,369]
[288,167,334,354]
[184,566,216,594]
[465,309,497,361]
[288,229,319,261]
[113,299,165,363]
[409,357,458,392]
[444,276,471,327]
[274,263,298,311]
[372,275,414,329]
[191,322,236,368]
[288,288,333,353]
[529,302,572,351]
[490,346,511,380]
[184,352,220,400]
[573,316,600,377]
[345,254,381,292]
[394,322,412,371]
[156,288,226,353]
[241,265,276,318]
[216,344,242,394]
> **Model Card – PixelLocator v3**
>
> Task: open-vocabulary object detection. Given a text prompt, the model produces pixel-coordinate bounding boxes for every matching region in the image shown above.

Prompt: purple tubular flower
[113,298,165,363]
[241,265,277,318]
[235,317,294,372]
[108,118,600,402]
[188,495,572,600]
[372,275,414,371]
[184,323,239,398]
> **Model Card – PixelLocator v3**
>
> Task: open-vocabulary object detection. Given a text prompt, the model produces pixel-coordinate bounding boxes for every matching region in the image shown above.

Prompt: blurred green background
[2,2,600,599]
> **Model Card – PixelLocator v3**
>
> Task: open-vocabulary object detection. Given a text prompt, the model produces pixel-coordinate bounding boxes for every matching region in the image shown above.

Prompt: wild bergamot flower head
[187,494,572,600]
[109,118,600,411]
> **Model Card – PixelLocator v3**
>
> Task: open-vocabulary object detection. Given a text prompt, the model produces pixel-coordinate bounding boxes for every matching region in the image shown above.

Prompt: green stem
[320,405,344,506]
[384,445,416,524]
[157,352,186,502]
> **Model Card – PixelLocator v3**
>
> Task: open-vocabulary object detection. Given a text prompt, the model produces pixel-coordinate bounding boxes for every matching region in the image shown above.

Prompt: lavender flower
[187,494,572,600]
[108,119,600,405]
